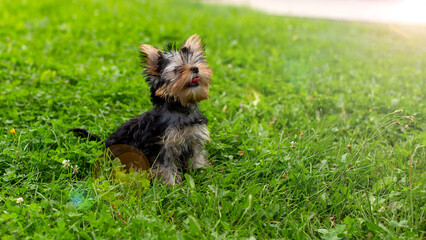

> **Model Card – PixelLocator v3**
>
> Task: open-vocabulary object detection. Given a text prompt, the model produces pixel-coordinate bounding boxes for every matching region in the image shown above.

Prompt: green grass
[1,0,425,238]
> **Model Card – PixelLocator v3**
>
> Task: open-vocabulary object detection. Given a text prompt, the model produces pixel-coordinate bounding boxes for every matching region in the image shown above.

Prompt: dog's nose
[190,67,199,73]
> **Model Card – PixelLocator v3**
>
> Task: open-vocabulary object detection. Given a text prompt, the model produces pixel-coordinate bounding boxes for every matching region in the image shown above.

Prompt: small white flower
[16,197,24,203]
[290,141,296,149]
[72,165,79,175]
[62,159,71,167]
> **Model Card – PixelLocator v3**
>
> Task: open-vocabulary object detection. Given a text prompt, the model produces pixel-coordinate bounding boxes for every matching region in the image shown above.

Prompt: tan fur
[151,161,181,187]
[138,35,212,185]
[150,124,210,185]
[155,64,212,106]
[164,124,210,162]
[182,34,204,54]
[163,124,210,151]
[139,44,162,76]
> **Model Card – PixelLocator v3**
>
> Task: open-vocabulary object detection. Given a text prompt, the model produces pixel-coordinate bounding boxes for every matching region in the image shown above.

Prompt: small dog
[68,34,213,185]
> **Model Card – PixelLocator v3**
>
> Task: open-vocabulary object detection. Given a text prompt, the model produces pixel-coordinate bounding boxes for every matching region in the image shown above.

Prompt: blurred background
[1,0,425,239]
[205,0,426,24]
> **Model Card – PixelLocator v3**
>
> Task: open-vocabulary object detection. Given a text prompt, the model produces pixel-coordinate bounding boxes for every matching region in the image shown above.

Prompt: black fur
[67,101,208,184]
[104,101,207,162]
[68,103,206,155]
[69,34,212,185]
[66,128,101,142]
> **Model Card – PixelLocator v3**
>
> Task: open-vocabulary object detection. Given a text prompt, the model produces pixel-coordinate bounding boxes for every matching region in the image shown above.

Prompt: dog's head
[140,34,212,107]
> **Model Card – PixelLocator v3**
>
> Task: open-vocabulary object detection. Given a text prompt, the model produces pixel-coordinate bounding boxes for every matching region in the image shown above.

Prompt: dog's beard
[155,65,212,106]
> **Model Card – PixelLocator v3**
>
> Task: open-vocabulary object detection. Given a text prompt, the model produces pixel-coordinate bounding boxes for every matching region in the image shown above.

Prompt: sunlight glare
[392,0,426,24]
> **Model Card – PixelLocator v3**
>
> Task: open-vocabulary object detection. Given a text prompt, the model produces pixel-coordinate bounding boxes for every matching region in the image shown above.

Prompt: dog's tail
[67,128,102,142]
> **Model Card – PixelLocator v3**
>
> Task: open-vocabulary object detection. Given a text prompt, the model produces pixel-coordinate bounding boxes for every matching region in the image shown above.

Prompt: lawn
[1,0,425,239]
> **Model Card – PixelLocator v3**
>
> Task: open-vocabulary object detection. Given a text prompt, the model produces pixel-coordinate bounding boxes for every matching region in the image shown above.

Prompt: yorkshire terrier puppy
[68,34,213,185]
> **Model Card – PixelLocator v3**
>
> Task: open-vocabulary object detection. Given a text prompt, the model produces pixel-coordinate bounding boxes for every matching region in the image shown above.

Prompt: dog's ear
[139,44,163,76]
[181,34,205,55]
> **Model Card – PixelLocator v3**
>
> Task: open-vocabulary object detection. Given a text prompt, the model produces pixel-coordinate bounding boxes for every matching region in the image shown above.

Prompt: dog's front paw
[151,166,182,186]
[189,154,210,171]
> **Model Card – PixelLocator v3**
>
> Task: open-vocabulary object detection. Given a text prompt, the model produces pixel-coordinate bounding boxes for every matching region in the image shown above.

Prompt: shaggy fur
[68,34,213,185]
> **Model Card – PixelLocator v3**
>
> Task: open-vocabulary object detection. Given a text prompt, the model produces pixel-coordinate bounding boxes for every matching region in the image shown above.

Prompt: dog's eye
[173,67,179,74]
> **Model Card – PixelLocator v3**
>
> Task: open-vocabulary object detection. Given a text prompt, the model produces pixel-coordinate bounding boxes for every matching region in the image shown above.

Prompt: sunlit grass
[0,0,425,239]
